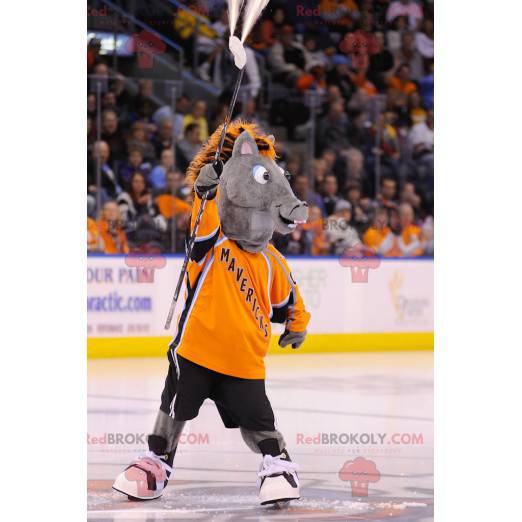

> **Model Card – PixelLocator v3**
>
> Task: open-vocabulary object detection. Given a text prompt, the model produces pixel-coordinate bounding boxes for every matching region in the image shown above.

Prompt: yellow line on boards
[87,332,434,359]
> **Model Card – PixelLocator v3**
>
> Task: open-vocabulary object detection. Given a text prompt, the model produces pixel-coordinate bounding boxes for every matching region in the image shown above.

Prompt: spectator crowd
[87,0,434,258]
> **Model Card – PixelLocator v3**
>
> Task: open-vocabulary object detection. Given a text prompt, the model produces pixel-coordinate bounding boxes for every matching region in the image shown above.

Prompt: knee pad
[240,428,286,455]
[151,410,186,452]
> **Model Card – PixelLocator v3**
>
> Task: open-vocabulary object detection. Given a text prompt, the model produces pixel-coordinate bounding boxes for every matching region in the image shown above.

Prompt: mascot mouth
[279,213,306,229]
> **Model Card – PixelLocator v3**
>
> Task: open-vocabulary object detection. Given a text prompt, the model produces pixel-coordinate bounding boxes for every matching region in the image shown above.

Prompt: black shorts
[160,354,276,431]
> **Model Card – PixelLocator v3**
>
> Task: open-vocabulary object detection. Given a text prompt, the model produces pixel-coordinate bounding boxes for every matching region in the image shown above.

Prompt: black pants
[160,355,276,432]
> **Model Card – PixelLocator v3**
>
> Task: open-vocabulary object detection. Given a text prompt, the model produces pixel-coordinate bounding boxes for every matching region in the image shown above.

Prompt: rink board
[87,255,433,357]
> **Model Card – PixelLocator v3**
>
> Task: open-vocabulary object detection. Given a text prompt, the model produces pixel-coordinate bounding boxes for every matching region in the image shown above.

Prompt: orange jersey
[170,191,311,379]
[155,194,191,219]
[319,0,359,27]
[96,220,129,254]
[303,219,330,256]
[87,217,103,251]
[363,226,395,255]
[399,224,424,256]
[388,76,418,95]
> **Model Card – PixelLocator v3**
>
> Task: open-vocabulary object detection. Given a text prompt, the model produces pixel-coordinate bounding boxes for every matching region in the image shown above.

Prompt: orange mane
[185,119,276,190]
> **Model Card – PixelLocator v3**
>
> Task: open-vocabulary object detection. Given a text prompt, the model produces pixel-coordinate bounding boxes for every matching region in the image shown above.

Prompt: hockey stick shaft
[164,67,245,330]
[164,193,207,329]
[213,67,245,162]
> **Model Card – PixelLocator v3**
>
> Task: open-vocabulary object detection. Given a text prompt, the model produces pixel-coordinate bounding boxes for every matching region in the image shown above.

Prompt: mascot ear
[232,130,259,157]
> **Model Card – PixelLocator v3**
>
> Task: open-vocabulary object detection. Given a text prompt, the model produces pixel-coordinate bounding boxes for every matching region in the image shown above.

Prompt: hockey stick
[164,0,268,330]
[164,69,245,330]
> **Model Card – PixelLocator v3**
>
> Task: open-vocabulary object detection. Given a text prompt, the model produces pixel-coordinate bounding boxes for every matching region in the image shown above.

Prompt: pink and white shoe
[113,451,173,500]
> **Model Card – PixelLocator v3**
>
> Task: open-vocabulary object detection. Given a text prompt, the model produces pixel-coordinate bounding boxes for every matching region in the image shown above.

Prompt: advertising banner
[87,255,433,355]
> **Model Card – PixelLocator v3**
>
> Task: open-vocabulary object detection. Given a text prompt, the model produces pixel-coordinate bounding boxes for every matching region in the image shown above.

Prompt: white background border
[2,1,522,520]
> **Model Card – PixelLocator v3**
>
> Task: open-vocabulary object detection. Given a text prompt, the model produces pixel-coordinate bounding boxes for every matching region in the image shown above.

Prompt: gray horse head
[218,130,308,253]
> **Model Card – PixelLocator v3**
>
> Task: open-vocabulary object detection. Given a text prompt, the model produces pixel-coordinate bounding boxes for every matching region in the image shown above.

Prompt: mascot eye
[252,165,270,184]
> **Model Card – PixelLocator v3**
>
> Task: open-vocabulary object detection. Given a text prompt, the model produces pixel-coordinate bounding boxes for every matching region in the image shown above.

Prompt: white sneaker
[258,453,300,505]
[112,451,173,500]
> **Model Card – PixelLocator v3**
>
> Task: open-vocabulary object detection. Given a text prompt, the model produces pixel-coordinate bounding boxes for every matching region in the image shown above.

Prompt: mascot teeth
[280,216,306,228]
[280,214,297,226]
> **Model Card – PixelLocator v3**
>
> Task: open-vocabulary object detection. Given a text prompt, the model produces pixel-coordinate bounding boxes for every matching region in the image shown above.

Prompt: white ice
[88,351,433,521]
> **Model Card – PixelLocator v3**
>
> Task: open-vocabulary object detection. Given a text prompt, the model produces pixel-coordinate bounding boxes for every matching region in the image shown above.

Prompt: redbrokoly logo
[125,250,166,283]
[339,246,381,283]
[127,30,166,69]
[339,457,381,497]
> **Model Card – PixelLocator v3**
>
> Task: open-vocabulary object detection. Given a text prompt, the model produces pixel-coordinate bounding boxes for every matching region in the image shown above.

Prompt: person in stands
[96,201,129,254]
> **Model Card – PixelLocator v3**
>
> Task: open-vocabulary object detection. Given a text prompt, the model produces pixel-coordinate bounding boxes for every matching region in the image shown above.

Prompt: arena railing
[97,0,185,71]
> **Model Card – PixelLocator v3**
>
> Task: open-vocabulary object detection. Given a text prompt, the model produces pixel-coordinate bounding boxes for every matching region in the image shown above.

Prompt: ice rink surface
[88,351,433,521]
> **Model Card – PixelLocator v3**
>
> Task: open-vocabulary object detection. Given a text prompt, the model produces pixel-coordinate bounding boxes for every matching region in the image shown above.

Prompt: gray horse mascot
[113,121,311,506]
